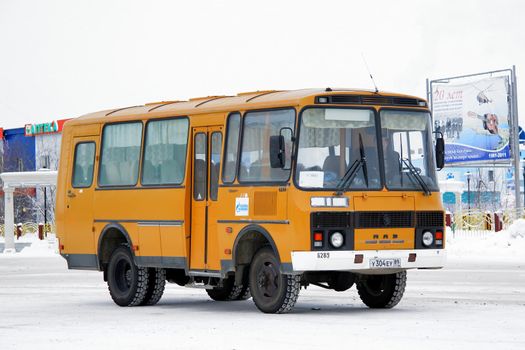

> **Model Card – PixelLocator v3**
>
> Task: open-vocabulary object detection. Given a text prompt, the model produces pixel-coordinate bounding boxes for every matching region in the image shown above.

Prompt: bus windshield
[380,110,438,192]
[295,108,382,190]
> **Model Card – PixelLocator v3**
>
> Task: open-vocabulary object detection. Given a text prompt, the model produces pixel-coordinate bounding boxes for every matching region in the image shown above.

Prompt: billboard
[431,76,510,163]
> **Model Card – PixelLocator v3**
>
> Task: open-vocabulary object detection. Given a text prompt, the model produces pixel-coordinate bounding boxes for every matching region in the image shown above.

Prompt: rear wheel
[107,246,149,306]
[249,247,300,314]
[206,276,247,301]
[356,271,407,308]
[141,268,166,306]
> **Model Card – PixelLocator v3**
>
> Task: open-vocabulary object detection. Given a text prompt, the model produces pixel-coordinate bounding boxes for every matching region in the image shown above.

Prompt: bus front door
[190,126,223,271]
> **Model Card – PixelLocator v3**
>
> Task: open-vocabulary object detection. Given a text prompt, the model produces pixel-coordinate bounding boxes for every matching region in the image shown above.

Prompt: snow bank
[446,223,525,258]
[0,233,58,257]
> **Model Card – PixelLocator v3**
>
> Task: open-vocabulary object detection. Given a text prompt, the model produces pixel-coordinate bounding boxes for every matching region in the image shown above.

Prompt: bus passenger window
[210,132,222,201]
[193,133,207,200]
[222,113,240,183]
[72,142,96,188]
[142,118,189,185]
[99,122,143,187]
[239,109,295,183]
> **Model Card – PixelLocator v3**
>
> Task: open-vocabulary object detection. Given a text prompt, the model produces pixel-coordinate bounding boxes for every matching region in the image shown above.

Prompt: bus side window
[222,113,240,183]
[194,133,207,201]
[99,122,143,187]
[142,118,189,186]
[210,132,222,201]
[72,142,96,188]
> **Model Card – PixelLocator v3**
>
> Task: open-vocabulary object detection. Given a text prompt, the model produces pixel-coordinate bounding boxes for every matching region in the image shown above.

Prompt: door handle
[67,190,76,198]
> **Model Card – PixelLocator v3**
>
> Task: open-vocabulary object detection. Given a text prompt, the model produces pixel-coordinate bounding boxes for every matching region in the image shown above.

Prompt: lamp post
[465,171,472,212]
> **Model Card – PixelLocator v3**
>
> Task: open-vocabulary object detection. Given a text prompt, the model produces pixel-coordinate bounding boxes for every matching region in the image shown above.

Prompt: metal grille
[417,211,444,227]
[318,95,423,107]
[354,211,414,228]
[312,212,351,228]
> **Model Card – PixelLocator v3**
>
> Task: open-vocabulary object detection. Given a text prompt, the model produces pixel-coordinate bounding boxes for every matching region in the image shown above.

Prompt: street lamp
[465,171,472,212]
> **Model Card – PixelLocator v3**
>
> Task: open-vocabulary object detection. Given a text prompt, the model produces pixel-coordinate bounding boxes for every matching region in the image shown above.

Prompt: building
[0,119,69,224]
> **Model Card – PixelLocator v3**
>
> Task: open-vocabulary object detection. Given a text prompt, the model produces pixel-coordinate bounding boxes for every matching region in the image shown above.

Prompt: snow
[1,226,524,349]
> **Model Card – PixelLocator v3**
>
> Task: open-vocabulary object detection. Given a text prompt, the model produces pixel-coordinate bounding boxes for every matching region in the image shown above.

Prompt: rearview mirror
[435,137,445,170]
[269,135,285,168]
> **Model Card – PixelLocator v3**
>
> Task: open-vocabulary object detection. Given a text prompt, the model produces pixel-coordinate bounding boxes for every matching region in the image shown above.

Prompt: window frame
[71,141,96,189]
[221,112,241,184]
[140,116,190,187]
[97,120,144,188]
[237,107,297,185]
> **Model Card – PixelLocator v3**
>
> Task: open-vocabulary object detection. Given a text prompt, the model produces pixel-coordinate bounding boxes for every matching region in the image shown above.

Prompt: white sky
[1,0,524,129]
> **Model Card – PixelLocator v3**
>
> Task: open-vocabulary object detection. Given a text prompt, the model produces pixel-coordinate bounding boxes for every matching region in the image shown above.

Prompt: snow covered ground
[0,227,524,350]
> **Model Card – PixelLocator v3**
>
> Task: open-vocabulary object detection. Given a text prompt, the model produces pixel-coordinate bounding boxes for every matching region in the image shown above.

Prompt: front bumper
[291,249,446,273]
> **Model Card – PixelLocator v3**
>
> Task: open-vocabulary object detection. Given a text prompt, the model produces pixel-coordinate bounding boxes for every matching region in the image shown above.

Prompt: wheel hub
[257,262,278,298]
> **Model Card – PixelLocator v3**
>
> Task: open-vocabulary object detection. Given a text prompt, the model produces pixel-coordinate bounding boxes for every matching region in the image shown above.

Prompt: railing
[0,222,56,237]
[448,207,525,236]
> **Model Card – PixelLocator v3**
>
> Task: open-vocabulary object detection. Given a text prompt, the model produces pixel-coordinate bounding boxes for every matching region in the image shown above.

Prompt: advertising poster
[431,76,510,163]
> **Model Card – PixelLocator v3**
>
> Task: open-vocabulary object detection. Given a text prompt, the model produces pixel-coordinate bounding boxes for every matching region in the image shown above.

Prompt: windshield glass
[295,108,381,190]
[380,110,438,191]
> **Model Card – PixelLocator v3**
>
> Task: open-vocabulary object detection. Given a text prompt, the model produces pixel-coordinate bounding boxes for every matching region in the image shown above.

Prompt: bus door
[64,136,98,258]
[190,126,223,271]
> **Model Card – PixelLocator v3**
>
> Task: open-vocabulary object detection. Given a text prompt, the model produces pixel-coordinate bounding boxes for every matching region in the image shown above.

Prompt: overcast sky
[1,0,524,129]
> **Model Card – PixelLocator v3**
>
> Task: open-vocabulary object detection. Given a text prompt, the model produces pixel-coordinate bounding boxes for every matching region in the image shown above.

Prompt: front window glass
[239,109,295,182]
[380,110,438,191]
[295,108,381,190]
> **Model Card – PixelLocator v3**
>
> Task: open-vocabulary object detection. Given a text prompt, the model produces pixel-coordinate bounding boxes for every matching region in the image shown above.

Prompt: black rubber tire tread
[236,284,251,300]
[107,246,149,307]
[249,247,301,314]
[141,268,166,306]
[356,271,407,309]
[206,277,244,301]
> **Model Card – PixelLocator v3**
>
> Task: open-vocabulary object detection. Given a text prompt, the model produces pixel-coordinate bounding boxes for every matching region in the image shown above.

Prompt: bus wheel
[140,268,166,306]
[249,247,300,314]
[107,246,149,306]
[356,271,407,309]
[206,276,246,301]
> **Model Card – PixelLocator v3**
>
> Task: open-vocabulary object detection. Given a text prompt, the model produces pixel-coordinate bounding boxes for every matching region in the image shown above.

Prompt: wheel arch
[232,224,281,267]
[97,222,136,272]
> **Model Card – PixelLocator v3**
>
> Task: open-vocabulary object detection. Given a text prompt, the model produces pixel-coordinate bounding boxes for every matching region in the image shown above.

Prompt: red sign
[24,118,70,137]
[0,127,3,140]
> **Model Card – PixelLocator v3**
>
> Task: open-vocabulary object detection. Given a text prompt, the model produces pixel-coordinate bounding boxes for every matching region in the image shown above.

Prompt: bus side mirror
[270,135,285,168]
[435,137,445,170]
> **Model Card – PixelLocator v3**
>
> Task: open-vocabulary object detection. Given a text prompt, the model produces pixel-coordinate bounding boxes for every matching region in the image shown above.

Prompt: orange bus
[56,88,446,313]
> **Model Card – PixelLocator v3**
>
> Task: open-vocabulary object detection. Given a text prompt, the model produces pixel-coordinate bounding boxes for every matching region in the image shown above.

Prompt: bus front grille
[354,211,414,228]
[416,211,444,227]
[311,212,352,228]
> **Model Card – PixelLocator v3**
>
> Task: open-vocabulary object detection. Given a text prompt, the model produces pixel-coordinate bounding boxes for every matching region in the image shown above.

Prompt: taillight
[313,232,323,247]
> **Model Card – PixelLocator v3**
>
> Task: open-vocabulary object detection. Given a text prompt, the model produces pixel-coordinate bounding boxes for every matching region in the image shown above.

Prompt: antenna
[361,53,379,93]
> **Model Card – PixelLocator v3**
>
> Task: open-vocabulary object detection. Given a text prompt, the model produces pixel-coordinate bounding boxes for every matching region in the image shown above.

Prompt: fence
[0,222,56,238]
[448,207,525,236]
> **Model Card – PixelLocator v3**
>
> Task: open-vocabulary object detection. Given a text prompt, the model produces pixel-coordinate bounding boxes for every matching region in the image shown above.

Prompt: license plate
[369,258,401,268]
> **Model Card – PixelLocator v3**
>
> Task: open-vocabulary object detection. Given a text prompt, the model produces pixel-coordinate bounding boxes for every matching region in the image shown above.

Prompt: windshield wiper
[401,158,431,196]
[335,134,368,193]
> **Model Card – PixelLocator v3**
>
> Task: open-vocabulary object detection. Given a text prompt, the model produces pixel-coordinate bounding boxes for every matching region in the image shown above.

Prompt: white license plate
[369,258,401,268]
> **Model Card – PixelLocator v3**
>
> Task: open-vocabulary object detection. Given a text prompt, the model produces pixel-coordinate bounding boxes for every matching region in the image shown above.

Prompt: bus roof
[69,88,427,126]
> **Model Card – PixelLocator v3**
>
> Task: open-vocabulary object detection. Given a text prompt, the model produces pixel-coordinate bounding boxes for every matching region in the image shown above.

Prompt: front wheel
[356,271,407,309]
[249,247,300,314]
[107,246,150,306]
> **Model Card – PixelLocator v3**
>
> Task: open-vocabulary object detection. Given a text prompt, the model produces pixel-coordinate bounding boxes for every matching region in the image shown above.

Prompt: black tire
[356,271,407,309]
[206,276,245,301]
[249,247,300,314]
[236,283,251,300]
[107,246,149,306]
[141,268,166,306]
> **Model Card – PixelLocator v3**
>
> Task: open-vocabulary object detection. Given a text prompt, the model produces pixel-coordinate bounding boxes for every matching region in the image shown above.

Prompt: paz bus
[56,88,446,313]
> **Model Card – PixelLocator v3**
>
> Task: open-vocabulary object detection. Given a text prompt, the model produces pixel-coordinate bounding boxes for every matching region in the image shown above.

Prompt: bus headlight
[422,231,434,247]
[330,232,344,248]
